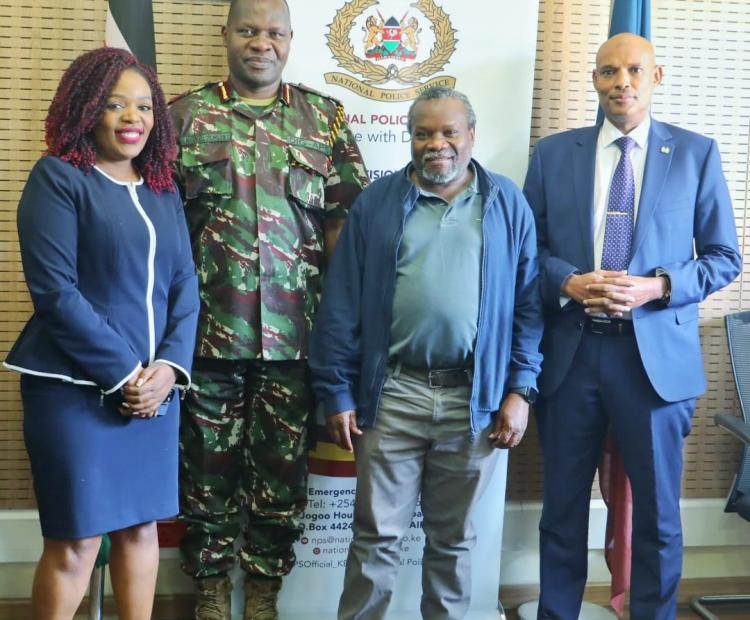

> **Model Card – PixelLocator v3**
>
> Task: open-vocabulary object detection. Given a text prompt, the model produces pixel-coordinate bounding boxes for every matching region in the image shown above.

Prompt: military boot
[243,575,281,620]
[194,575,232,620]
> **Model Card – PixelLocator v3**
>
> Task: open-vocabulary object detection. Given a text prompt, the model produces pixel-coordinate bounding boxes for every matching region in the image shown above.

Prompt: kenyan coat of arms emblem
[325,0,458,102]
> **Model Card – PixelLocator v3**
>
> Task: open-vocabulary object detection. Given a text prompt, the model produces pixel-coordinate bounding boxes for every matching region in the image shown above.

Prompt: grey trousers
[337,364,500,620]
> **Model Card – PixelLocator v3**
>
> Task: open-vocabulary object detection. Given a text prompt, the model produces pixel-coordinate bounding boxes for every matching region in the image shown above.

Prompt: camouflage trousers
[179,358,310,579]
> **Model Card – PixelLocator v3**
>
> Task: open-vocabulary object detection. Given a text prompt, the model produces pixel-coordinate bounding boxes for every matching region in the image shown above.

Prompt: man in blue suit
[523,33,741,619]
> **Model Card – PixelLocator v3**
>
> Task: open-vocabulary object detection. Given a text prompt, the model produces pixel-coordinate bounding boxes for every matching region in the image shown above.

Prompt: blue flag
[106,0,157,70]
[609,0,650,38]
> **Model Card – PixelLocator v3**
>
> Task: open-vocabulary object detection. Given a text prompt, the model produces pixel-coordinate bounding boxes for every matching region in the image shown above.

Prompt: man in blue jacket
[309,86,543,620]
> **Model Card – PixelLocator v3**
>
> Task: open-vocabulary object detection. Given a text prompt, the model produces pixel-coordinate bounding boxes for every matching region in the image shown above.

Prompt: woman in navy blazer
[4,48,199,619]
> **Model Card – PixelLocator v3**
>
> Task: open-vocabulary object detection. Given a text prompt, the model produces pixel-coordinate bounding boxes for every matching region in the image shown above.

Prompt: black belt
[585,317,634,336]
[426,368,473,388]
[396,363,473,388]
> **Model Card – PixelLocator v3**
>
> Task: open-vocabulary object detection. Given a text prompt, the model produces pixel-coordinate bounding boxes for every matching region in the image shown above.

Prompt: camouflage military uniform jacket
[170,80,367,361]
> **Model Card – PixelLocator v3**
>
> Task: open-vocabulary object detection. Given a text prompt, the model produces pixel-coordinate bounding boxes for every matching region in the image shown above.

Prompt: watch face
[511,387,537,404]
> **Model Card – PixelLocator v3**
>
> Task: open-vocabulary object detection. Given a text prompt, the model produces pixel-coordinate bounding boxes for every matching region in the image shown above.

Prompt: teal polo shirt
[388,164,483,369]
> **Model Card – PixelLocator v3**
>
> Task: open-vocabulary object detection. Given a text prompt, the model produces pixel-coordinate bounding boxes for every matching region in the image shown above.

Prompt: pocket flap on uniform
[288,145,329,210]
[180,137,231,166]
[180,138,232,199]
[288,144,330,179]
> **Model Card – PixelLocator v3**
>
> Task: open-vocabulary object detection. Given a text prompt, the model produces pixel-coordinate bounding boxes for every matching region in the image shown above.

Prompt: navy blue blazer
[5,156,200,394]
[523,118,741,402]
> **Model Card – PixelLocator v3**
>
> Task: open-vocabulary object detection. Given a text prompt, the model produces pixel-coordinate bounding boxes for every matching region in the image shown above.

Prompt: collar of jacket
[395,158,500,214]
[217,79,291,106]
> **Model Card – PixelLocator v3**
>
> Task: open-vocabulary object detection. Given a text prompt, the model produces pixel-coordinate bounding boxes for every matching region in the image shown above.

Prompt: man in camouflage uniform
[169,0,367,618]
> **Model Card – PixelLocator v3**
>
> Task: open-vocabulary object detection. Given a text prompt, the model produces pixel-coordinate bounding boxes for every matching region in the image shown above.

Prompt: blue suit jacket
[523,118,741,402]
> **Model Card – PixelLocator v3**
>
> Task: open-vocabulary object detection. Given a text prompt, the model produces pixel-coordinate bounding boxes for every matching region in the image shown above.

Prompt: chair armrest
[715,414,750,446]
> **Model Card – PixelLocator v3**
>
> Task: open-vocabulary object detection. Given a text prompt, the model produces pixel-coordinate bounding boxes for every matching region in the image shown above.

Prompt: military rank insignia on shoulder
[294,82,344,109]
[169,81,217,106]
[291,83,346,151]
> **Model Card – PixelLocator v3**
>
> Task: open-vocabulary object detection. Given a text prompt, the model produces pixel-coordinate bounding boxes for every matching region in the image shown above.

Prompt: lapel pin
[660,145,670,154]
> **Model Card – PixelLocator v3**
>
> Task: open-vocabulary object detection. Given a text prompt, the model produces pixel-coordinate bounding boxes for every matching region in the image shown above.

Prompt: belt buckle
[428,370,442,388]
[589,318,611,335]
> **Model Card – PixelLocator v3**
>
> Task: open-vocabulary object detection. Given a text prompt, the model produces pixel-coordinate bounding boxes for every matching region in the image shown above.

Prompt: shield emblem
[382,17,401,54]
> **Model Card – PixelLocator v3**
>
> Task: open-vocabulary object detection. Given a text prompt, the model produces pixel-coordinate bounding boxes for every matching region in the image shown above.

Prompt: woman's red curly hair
[45,47,176,194]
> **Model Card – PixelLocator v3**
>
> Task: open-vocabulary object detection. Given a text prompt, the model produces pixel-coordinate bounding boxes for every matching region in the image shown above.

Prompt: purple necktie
[601,136,636,271]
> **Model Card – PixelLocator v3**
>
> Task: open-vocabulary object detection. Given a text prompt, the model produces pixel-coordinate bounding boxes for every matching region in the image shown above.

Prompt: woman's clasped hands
[119,362,177,418]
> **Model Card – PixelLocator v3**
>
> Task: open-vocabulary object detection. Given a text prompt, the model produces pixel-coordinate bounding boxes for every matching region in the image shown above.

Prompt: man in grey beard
[309,86,544,620]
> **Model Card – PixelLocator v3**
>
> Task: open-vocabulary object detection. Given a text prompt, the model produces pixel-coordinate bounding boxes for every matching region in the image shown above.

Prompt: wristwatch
[655,268,672,307]
[508,386,538,405]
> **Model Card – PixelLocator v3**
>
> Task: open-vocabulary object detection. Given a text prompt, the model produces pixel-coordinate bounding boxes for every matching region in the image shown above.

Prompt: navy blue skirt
[21,374,179,539]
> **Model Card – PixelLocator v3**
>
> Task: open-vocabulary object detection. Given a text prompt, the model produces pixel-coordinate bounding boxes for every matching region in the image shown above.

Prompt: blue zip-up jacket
[309,161,543,437]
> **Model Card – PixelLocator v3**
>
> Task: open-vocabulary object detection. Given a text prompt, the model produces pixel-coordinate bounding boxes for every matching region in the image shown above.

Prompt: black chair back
[723,311,750,512]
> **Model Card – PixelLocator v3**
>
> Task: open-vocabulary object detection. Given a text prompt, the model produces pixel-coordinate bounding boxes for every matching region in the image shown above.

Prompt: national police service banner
[277,2,541,618]
[105,0,157,69]
[286,0,540,185]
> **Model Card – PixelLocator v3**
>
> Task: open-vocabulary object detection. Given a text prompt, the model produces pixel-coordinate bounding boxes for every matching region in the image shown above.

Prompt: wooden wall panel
[0,1,107,508]
[649,0,750,497]
[153,1,228,98]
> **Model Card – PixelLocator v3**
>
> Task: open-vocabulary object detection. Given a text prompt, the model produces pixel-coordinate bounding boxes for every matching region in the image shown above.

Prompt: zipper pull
[99,391,105,407]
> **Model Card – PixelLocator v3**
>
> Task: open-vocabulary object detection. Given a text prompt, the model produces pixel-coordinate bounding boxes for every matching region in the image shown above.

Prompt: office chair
[691,311,750,619]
